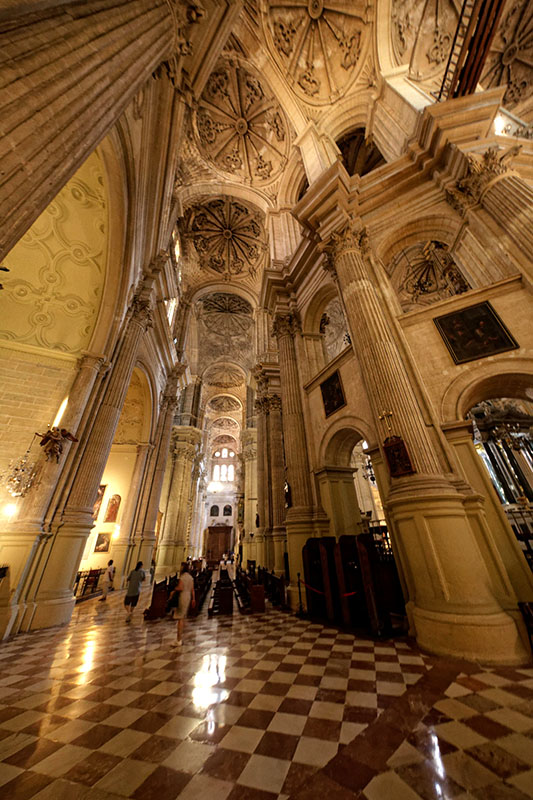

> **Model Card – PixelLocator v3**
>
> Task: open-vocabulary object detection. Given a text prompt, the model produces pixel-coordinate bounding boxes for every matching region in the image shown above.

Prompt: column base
[412,604,531,665]
[19,592,76,633]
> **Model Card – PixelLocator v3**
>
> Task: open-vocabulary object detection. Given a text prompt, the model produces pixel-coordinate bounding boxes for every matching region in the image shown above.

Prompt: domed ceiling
[193,58,291,185]
[263,0,368,104]
[185,196,267,281]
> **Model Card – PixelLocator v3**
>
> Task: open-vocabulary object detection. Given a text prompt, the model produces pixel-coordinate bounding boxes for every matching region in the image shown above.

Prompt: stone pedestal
[268,395,287,574]
[316,467,362,539]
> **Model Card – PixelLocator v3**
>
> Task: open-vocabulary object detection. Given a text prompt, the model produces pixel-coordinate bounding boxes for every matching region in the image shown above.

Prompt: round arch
[375,213,461,266]
[440,359,533,422]
[319,415,374,467]
[303,281,340,334]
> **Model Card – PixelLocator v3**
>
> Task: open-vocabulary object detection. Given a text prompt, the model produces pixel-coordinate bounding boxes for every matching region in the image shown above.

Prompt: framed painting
[92,484,107,520]
[433,301,518,364]
[320,370,346,417]
[94,533,110,553]
[104,494,121,523]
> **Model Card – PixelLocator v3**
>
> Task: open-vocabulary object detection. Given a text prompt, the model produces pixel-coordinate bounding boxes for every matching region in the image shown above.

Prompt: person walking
[124,561,145,622]
[99,559,115,601]
[171,563,195,646]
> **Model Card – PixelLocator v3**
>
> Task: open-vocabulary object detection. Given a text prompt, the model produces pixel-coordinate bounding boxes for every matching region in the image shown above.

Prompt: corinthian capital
[446,144,522,216]
[130,292,153,330]
[268,394,282,411]
[272,312,301,340]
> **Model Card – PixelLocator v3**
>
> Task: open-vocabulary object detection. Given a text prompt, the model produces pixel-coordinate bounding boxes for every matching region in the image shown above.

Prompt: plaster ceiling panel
[196,291,255,372]
[211,416,240,430]
[184,196,267,283]
[1,150,107,355]
[480,0,533,110]
[263,0,369,105]
[204,363,246,388]
[193,57,291,185]
[208,395,242,412]
[390,0,426,67]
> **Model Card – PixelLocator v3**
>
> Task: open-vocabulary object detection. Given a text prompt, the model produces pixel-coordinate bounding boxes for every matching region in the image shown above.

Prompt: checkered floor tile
[0,576,531,800]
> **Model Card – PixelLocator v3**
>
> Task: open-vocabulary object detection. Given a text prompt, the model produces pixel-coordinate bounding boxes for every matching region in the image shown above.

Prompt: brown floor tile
[292,768,360,799]
[343,706,379,724]
[127,693,165,711]
[281,762,318,795]
[226,784,278,800]
[315,688,346,704]
[19,715,70,737]
[63,751,121,786]
[460,694,501,713]
[293,674,322,687]
[77,703,114,723]
[129,711,172,733]
[302,717,342,742]
[129,734,179,763]
[260,681,291,696]
[397,760,465,800]
[347,679,376,692]
[255,730,299,759]
[407,728,457,756]
[0,770,52,800]
[201,747,250,781]
[0,706,25,723]
[278,698,313,716]
[72,723,122,748]
[4,738,63,769]
[132,765,192,800]
[464,714,514,740]
[471,784,532,799]
[467,742,531,779]
[237,708,275,729]
[188,720,229,744]
[128,679,161,692]
[227,691,255,707]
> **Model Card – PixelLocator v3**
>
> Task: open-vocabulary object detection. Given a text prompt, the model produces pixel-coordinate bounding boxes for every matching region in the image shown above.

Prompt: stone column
[446,146,533,280]
[0,0,200,261]
[324,219,529,663]
[20,271,158,631]
[272,313,315,599]
[241,429,257,566]
[0,351,108,638]
[253,397,269,567]
[268,394,287,575]
[112,442,152,588]
[133,371,180,570]
[156,426,200,576]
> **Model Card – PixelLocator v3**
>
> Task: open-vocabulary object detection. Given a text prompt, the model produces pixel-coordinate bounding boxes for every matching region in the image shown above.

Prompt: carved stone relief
[204,364,245,388]
[265,0,366,104]
[388,240,470,312]
[193,59,290,184]
[408,0,457,87]
[197,292,255,370]
[320,297,350,362]
[208,395,241,412]
[1,150,107,355]
[211,417,239,430]
[480,0,533,110]
[185,197,266,281]
[446,145,521,216]
[213,434,238,445]
[390,0,425,65]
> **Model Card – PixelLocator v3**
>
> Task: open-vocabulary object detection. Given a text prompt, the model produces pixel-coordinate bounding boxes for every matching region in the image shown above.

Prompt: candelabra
[1,437,37,497]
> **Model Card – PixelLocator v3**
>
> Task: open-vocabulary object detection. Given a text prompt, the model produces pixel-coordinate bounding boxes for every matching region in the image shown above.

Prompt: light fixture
[3,503,17,519]
[1,437,37,497]
[52,396,68,428]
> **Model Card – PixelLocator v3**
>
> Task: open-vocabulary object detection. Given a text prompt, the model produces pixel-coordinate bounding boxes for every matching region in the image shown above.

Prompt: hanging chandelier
[1,438,37,497]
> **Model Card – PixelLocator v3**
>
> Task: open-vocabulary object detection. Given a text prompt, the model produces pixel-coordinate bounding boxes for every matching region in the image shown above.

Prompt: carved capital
[446,145,522,216]
[130,293,153,330]
[148,250,169,276]
[78,351,108,374]
[268,394,282,411]
[254,397,269,416]
[272,312,301,340]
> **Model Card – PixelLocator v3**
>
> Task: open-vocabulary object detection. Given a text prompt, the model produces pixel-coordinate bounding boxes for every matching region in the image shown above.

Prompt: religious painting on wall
[383,436,415,477]
[104,494,121,523]
[92,484,106,520]
[320,370,346,417]
[94,533,111,553]
[433,301,518,364]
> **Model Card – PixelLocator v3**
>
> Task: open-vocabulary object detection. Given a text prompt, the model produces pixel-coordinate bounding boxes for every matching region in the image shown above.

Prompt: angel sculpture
[35,427,78,463]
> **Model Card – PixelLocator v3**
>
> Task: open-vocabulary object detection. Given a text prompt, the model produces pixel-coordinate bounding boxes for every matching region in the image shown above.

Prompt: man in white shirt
[171,563,195,646]
[99,559,115,601]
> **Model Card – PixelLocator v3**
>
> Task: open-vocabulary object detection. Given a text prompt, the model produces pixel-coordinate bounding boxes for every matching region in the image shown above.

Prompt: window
[222,448,228,458]
[210,505,219,516]
[223,505,232,516]
[213,464,220,481]
[229,451,235,457]
[228,464,234,481]
[220,464,227,481]
[164,297,177,326]
[215,450,221,457]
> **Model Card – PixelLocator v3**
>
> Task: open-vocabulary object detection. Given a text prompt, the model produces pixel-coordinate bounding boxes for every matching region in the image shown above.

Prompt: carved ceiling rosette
[480,0,533,110]
[208,395,242,412]
[264,0,367,104]
[193,58,290,184]
[185,197,266,280]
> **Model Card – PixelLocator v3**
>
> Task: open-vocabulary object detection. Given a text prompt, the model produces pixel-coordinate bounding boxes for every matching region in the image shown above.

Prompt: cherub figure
[35,427,78,463]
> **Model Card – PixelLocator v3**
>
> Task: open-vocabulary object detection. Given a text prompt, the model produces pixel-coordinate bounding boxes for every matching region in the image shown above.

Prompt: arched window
[223,504,232,516]
[210,505,219,516]
[222,448,228,458]
[213,464,220,481]
[220,464,227,481]
[228,464,234,481]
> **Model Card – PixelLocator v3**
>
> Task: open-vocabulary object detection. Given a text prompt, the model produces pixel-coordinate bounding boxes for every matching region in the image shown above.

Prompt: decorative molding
[185,197,266,280]
[265,0,366,104]
[446,145,522,216]
[193,58,290,184]
[272,312,301,339]
[481,0,533,109]
[208,395,241,412]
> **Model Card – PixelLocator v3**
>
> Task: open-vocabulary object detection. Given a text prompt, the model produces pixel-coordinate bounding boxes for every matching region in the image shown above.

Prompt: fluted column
[20,268,159,631]
[133,370,181,569]
[254,397,269,566]
[156,426,200,575]
[324,219,529,664]
[241,429,257,566]
[0,0,181,261]
[268,394,287,575]
[272,315,313,512]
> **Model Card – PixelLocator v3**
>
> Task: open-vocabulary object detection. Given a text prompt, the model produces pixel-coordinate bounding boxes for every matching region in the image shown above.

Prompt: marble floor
[0,586,532,800]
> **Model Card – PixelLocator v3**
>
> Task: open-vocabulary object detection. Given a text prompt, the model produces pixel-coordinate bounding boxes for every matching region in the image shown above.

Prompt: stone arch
[440,359,533,422]
[303,282,340,334]
[319,417,373,467]
[113,366,153,445]
[375,213,461,266]
[207,394,243,412]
